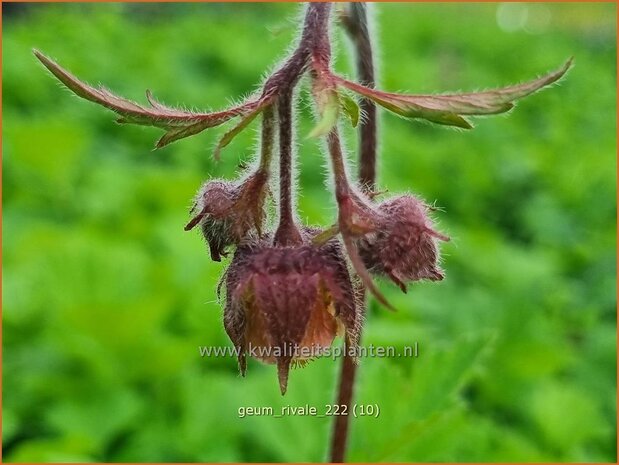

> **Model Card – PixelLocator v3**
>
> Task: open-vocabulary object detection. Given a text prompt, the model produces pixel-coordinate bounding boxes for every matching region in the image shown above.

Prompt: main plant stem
[329,3,377,463]
[240,2,376,458]
[271,3,332,246]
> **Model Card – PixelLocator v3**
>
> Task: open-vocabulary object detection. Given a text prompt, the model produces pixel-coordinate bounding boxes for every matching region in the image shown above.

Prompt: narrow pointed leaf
[155,118,228,149]
[335,58,572,128]
[311,224,340,246]
[342,235,396,311]
[308,90,340,138]
[34,49,261,147]
[340,93,360,128]
[213,105,265,160]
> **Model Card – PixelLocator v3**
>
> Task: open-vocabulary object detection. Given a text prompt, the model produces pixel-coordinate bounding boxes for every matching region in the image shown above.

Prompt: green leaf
[340,93,360,128]
[213,105,265,160]
[33,49,260,148]
[336,58,573,129]
[308,89,340,138]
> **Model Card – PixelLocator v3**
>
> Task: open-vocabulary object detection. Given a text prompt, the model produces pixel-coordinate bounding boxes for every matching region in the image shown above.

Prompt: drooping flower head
[184,169,269,261]
[33,3,571,397]
[357,194,449,292]
[223,230,361,394]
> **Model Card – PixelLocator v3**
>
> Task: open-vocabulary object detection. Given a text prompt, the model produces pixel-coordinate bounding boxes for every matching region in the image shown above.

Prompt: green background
[3,2,616,462]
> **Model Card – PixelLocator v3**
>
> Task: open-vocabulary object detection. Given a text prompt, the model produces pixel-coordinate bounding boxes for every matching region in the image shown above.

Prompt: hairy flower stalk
[340,3,378,192]
[274,91,303,246]
[183,106,275,260]
[35,1,571,460]
[310,17,393,310]
[330,4,377,462]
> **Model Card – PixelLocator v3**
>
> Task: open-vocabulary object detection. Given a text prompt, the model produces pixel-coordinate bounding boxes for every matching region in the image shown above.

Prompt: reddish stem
[258,105,275,173]
[326,129,351,202]
[345,3,378,192]
[329,3,377,463]
[330,338,358,462]
[274,92,302,246]
[270,3,331,247]
[262,3,331,97]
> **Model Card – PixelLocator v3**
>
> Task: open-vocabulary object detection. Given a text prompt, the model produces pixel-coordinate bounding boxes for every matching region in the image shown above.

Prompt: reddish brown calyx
[185,170,269,261]
[223,232,360,395]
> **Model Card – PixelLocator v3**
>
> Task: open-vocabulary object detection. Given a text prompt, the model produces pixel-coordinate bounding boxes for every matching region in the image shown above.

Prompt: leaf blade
[336,58,573,128]
[33,49,260,147]
[213,105,266,160]
[308,89,340,139]
[340,93,360,128]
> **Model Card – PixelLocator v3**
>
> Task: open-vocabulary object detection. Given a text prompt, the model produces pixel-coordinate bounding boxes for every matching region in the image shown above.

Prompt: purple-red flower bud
[185,170,268,261]
[357,195,449,292]
[223,230,360,394]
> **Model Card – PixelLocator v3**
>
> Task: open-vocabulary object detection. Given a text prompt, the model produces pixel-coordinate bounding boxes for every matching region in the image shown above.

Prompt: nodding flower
[184,169,269,262]
[223,229,361,395]
[34,2,570,395]
[357,195,450,293]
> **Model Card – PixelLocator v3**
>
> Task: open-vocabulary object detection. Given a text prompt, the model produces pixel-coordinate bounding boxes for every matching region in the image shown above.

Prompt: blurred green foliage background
[3,2,617,462]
